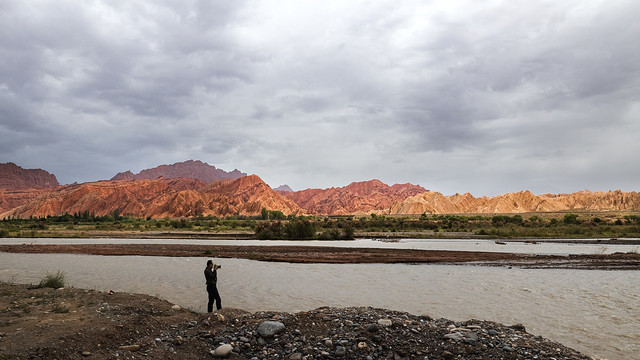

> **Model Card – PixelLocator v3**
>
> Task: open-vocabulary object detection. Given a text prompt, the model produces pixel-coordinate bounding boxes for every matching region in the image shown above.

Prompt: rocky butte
[0,163,60,214]
[110,160,246,183]
[0,162,59,190]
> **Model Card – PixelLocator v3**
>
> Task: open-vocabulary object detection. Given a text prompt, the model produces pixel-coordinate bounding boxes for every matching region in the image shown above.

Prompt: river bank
[1,243,639,270]
[0,282,596,360]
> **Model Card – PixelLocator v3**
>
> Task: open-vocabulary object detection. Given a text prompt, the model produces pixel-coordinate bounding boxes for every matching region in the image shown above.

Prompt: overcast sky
[1,1,639,196]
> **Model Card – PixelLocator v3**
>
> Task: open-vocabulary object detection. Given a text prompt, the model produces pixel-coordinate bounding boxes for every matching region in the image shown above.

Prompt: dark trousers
[207,284,222,312]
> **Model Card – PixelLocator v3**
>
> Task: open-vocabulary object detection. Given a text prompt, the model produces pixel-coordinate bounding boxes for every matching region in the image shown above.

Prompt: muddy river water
[1,238,639,359]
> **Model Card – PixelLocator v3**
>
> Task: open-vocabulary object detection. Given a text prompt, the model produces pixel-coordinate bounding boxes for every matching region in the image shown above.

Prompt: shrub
[37,270,65,289]
[564,213,579,224]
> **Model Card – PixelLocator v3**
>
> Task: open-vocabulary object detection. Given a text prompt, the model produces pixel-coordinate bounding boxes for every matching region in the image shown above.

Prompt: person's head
[207,259,213,268]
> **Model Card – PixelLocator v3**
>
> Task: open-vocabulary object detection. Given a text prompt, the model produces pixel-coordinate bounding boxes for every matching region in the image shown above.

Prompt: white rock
[213,344,233,358]
[377,319,393,327]
[171,304,181,310]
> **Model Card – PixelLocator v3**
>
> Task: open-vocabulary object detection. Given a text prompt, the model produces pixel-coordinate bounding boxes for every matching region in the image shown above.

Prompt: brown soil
[1,243,640,269]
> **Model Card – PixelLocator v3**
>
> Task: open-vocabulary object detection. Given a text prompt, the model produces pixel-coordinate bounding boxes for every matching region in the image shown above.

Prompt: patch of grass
[36,270,66,289]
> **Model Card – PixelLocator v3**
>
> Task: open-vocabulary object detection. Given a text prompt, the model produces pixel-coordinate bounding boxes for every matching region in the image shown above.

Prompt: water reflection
[0,252,638,360]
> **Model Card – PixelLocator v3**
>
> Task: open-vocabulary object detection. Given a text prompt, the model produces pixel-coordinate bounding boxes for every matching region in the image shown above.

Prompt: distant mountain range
[1,161,639,218]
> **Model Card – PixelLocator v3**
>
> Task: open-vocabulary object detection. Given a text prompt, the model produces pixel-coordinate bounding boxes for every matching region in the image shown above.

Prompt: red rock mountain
[390,189,640,214]
[0,162,59,190]
[281,180,427,215]
[110,160,246,183]
[2,175,301,219]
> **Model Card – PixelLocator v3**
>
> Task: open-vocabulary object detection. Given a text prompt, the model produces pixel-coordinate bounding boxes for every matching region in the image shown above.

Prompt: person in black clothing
[204,259,222,312]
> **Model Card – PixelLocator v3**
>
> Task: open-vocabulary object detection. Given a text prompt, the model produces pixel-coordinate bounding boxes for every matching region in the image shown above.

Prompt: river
[2,237,639,255]
[1,247,638,359]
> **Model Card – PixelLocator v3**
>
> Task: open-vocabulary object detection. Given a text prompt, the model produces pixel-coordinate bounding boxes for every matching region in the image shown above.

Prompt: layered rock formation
[390,189,640,214]
[110,160,246,183]
[0,163,59,190]
[2,175,301,219]
[282,180,427,215]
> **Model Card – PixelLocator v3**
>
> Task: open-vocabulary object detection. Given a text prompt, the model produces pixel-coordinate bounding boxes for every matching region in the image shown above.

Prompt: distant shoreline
[2,243,639,270]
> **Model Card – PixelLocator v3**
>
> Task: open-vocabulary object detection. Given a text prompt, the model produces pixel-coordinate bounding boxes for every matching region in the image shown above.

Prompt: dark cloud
[1,0,638,195]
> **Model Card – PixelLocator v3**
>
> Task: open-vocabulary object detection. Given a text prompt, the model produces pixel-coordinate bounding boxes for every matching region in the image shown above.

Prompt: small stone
[213,343,233,358]
[171,304,181,310]
[488,329,498,336]
[357,342,367,349]
[335,346,347,357]
[366,324,379,333]
[257,321,286,338]
[118,345,140,352]
[239,336,250,343]
[155,338,162,343]
[510,323,526,332]
[289,353,303,360]
[441,350,454,359]
[217,313,225,322]
[81,351,91,357]
[443,333,465,342]
[324,339,333,348]
[377,319,392,327]
[503,345,514,352]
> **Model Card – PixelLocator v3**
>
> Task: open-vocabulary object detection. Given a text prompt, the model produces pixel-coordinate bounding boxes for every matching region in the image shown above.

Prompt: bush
[564,213,579,224]
[37,270,65,289]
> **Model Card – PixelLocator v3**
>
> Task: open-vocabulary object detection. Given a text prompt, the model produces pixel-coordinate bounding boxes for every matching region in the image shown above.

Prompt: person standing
[204,259,222,312]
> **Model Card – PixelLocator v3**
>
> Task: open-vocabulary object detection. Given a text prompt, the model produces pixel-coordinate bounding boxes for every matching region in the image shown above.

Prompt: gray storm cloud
[1,0,638,195]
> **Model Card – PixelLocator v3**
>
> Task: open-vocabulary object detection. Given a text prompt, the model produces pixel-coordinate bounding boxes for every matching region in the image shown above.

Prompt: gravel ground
[0,282,596,360]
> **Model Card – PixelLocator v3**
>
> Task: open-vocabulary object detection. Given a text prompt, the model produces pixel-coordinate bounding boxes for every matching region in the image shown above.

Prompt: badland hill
[389,190,640,215]
[1,175,300,219]
[110,160,246,183]
[281,180,428,215]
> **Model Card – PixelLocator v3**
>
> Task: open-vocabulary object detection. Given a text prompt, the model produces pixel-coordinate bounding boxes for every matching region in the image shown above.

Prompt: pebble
[171,304,181,310]
[81,351,91,356]
[213,343,233,358]
[118,344,140,352]
[377,318,392,327]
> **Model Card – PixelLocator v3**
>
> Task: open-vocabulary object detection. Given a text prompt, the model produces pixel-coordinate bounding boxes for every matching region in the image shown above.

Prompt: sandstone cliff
[0,163,59,190]
[282,180,427,215]
[110,160,246,183]
[2,175,301,219]
[390,189,640,214]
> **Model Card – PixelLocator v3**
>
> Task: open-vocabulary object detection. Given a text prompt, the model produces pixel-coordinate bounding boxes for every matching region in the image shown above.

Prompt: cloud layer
[1,0,639,195]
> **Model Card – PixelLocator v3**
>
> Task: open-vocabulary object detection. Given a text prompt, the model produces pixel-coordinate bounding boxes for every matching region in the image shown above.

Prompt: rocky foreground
[0,282,595,360]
